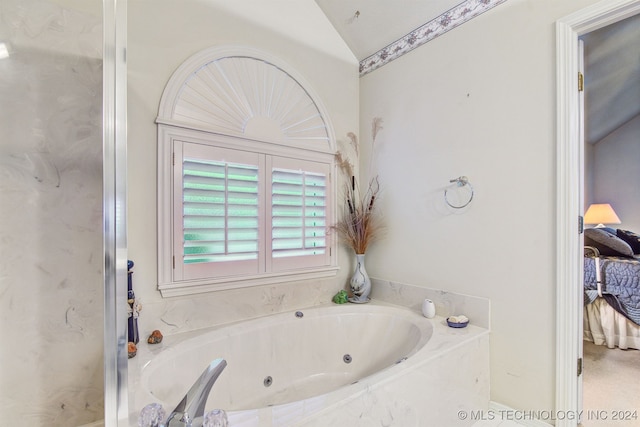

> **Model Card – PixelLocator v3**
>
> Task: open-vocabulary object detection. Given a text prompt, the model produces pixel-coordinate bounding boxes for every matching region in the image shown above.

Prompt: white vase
[421,299,436,318]
[349,254,371,303]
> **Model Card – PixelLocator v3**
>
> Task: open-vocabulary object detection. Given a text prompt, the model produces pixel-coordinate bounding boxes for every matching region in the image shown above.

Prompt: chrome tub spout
[165,358,227,427]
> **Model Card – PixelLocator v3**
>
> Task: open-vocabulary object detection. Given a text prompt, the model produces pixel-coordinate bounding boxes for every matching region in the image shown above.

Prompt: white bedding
[584,297,640,350]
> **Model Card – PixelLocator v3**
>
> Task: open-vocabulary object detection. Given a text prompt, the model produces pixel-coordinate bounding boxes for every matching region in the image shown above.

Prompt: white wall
[592,114,640,232]
[127,1,359,339]
[585,142,595,208]
[0,1,104,425]
[359,0,602,413]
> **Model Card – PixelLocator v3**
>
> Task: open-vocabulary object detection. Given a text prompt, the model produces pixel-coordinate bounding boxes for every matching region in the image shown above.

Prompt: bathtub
[129,301,490,426]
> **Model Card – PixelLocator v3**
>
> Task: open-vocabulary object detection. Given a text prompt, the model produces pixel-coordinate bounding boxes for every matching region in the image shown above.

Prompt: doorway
[580,11,640,423]
[556,1,640,427]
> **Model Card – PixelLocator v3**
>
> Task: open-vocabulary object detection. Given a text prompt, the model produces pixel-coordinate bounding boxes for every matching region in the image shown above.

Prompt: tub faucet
[165,358,227,427]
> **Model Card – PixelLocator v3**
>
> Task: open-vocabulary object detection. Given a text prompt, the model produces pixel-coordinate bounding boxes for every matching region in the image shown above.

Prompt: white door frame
[555,1,640,426]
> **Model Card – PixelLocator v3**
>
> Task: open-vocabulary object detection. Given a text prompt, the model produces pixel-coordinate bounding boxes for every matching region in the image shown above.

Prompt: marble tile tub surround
[136,277,489,341]
[135,278,339,339]
[371,278,491,329]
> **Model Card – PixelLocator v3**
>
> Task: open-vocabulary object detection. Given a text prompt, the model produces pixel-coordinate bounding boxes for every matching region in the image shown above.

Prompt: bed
[583,227,640,350]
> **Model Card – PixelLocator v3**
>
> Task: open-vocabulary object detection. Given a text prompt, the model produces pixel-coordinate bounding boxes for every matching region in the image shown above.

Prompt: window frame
[157,125,338,297]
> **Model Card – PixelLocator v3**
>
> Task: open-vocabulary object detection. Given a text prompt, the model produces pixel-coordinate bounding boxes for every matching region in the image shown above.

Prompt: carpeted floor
[581,340,640,426]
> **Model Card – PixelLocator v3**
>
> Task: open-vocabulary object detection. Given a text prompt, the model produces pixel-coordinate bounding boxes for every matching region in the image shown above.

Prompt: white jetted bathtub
[129,301,489,426]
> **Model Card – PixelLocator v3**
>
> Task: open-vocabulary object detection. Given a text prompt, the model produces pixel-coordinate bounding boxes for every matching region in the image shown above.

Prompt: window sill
[158,266,340,298]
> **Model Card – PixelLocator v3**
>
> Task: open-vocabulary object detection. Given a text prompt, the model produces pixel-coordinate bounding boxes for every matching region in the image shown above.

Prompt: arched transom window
[157,47,338,297]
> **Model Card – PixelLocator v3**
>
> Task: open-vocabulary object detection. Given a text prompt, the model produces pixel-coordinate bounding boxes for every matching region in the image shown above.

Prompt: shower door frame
[103,0,128,425]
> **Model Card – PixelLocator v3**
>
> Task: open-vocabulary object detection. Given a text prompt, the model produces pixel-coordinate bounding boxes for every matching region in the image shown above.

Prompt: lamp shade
[584,203,621,226]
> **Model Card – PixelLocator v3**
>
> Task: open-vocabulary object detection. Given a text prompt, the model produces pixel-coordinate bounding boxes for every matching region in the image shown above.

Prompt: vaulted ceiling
[582,13,640,145]
[314,0,463,60]
[315,0,640,146]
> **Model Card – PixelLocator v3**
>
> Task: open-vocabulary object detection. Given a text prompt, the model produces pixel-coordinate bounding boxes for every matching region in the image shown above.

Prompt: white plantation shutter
[270,157,330,271]
[172,140,332,284]
[271,169,326,257]
[175,141,262,280]
[183,161,259,262]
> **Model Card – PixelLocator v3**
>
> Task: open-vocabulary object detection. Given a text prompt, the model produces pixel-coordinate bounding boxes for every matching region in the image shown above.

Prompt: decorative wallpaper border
[359,0,509,76]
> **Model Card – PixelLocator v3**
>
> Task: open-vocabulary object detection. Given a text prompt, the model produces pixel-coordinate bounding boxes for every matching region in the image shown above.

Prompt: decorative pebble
[147,329,163,344]
[128,342,137,358]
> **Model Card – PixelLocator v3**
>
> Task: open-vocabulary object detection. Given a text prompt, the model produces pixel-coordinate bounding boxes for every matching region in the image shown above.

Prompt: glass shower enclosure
[0,0,127,426]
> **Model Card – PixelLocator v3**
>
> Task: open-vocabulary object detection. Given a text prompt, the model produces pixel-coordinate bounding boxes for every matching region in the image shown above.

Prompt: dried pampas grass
[332,177,383,254]
[333,118,385,253]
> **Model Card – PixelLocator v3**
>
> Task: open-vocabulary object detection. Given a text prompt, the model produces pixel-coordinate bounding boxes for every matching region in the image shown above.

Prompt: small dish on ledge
[446,316,469,328]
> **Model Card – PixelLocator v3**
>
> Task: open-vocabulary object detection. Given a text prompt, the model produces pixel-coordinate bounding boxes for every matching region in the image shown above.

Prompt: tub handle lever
[165,358,227,427]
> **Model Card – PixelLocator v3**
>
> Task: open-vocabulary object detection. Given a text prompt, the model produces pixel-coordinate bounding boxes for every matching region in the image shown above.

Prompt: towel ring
[444,176,474,209]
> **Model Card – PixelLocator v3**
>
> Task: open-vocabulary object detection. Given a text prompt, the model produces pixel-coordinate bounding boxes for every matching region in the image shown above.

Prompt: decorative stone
[147,330,163,344]
[332,289,348,304]
[127,342,137,359]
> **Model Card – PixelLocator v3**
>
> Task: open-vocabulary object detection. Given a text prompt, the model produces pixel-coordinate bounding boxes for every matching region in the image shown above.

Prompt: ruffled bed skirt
[584,298,640,350]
